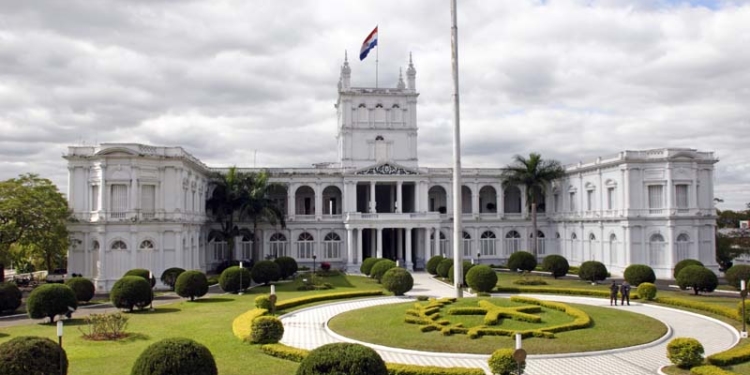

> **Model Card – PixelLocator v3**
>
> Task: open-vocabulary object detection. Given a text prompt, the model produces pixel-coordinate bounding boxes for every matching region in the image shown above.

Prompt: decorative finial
[397,67,405,90]
[345,50,348,63]
[409,52,413,64]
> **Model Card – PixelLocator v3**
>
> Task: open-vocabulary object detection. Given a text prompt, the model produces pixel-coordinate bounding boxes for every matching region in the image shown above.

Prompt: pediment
[354,162,417,175]
[95,147,138,157]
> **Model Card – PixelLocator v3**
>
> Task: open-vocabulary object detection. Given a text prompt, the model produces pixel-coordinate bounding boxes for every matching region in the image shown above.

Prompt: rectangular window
[676,184,689,209]
[141,185,155,213]
[586,190,594,211]
[91,185,100,211]
[554,193,560,212]
[607,187,615,210]
[569,192,576,211]
[648,185,664,209]
[110,184,128,216]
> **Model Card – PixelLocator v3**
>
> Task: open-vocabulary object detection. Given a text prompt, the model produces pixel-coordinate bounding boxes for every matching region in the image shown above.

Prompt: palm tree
[501,153,566,257]
[240,170,286,261]
[206,167,250,261]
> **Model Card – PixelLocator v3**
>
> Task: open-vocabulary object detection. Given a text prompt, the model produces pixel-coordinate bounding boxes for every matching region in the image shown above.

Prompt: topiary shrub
[131,337,217,375]
[360,258,382,276]
[436,258,454,278]
[541,254,569,279]
[637,282,658,301]
[255,295,272,309]
[160,267,185,290]
[219,266,252,293]
[674,259,704,279]
[667,337,704,369]
[0,336,68,375]
[110,276,153,312]
[296,342,387,375]
[488,348,524,375]
[676,265,718,295]
[175,270,209,301]
[0,282,22,313]
[725,265,750,291]
[624,264,656,286]
[251,261,282,285]
[578,261,608,283]
[466,265,498,293]
[426,255,445,275]
[381,268,414,296]
[275,256,298,279]
[250,316,285,344]
[124,268,156,287]
[448,261,475,286]
[370,260,397,283]
[507,251,537,272]
[65,277,95,303]
[26,283,78,323]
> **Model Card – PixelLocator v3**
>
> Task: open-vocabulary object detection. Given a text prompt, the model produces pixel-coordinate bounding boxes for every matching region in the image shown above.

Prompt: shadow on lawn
[193,297,233,304]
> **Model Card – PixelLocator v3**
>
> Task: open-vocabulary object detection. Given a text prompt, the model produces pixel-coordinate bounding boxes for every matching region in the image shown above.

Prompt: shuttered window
[141,185,155,212]
[648,185,663,209]
[110,185,128,213]
[676,184,689,209]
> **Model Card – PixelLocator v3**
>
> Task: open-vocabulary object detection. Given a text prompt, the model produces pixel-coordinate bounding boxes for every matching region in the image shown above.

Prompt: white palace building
[64,55,719,291]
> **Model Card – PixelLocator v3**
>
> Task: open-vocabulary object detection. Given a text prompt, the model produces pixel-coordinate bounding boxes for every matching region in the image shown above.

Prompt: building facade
[65,56,719,291]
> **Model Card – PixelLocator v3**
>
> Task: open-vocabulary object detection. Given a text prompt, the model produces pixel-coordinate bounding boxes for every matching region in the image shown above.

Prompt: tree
[716,232,750,272]
[0,174,70,281]
[501,153,566,257]
[241,170,286,261]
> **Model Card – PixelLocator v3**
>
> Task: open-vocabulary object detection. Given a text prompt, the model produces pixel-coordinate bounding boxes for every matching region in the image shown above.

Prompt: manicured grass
[328,297,667,354]
[0,274,383,375]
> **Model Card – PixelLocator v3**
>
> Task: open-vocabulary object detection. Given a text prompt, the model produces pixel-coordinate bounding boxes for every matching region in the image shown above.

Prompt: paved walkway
[279,272,739,375]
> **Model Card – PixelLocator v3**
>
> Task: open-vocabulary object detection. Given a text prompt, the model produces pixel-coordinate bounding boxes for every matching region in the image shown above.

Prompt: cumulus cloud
[0,0,748,210]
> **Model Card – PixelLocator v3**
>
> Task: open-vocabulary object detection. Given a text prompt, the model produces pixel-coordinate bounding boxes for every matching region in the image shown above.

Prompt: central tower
[335,53,419,169]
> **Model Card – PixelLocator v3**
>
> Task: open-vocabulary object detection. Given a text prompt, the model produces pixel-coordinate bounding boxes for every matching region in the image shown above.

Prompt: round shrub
[175,270,209,301]
[0,336,68,375]
[65,277,95,303]
[426,255,445,275]
[381,268,414,295]
[466,265,498,293]
[255,295,272,309]
[676,265,718,295]
[124,268,156,287]
[131,337,217,375]
[219,266,252,293]
[370,259,397,283]
[624,264,656,286]
[250,316,284,344]
[275,256,298,279]
[448,261,475,286]
[637,282,658,301]
[360,258,382,276]
[674,259,704,279]
[725,265,750,291]
[251,260,281,285]
[110,276,153,312]
[541,254,570,279]
[26,283,78,322]
[578,261,608,283]
[507,251,537,272]
[296,342,387,375]
[0,282,22,313]
[488,348,524,375]
[667,337,704,369]
[436,258,454,278]
[160,267,185,290]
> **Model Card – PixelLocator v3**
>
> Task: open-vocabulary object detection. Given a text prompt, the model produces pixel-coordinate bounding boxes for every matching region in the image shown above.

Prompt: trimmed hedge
[690,365,742,375]
[371,260,397,283]
[26,283,78,323]
[124,268,156,287]
[578,261,608,283]
[219,266,252,293]
[676,266,718,295]
[360,258,383,276]
[251,261,282,285]
[232,308,268,342]
[707,342,750,366]
[131,337,217,375]
[250,316,284,344]
[275,256,298,279]
[667,337,704,369]
[296,342,387,375]
[507,251,537,272]
[541,254,569,279]
[0,282,22,313]
[160,267,185,290]
[655,297,739,321]
[447,261,474,286]
[110,276,153,312]
[488,348,523,375]
[175,270,209,301]
[624,264,656,286]
[0,336,68,375]
[255,295,272,309]
[436,258,454,278]
[675,259,704,279]
[725,265,750,291]
[382,268,414,296]
[465,265,497,293]
[65,277,95,303]
[426,255,445,275]
[637,282,657,301]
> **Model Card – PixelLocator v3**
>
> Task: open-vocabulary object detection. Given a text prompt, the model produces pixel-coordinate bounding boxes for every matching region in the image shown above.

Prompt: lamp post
[57,319,63,375]
[312,254,317,275]
[741,279,748,338]
[148,271,154,311]
[513,332,526,375]
[239,261,244,295]
[477,252,481,265]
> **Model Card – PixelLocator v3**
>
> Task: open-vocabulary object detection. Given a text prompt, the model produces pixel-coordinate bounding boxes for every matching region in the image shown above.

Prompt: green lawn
[328,297,667,355]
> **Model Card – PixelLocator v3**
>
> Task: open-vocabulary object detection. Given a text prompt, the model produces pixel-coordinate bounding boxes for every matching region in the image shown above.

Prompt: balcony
[344,212,442,224]
[71,210,209,223]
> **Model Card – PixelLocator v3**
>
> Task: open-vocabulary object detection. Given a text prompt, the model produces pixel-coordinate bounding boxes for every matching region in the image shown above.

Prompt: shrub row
[690,365,742,375]
[232,308,268,342]
[510,296,592,334]
[707,343,750,366]
[274,290,385,311]
[260,343,485,375]
[495,286,616,298]
[654,297,739,322]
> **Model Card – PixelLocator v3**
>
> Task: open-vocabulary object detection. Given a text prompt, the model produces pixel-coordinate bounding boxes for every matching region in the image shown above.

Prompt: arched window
[111,240,127,250]
[240,233,253,260]
[504,230,522,255]
[532,231,546,255]
[571,232,577,240]
[609,233,618,265]
[269,233,288,258]
[375,135,384,141]
[297,232,315,259]
[139,240,154,250]
[649,233,666,266]
[676,233,690,262]
[504,186,522,213]
[93,241,100,251]
[480,231,496,256]
[589,233,596,241]
[323,232,341,259]
[462,231,472,257]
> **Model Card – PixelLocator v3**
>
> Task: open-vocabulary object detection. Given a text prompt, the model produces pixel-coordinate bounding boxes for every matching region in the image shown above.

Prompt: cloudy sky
[1,0,749,210]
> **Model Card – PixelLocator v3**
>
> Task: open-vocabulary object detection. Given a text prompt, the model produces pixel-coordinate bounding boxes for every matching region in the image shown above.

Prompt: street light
[148,271,154,311]
[312,254,317,275]
[741,279,748,338]
[239,261,244,295]
[57,319,64,375]
[477,252,481,265]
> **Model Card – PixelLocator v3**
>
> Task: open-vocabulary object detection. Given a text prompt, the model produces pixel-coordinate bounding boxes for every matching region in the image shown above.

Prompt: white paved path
[280,273,739,375]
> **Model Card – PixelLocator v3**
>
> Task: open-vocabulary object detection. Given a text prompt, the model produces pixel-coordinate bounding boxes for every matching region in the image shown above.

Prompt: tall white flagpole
[375,26,379,88]
[450,0,463,298]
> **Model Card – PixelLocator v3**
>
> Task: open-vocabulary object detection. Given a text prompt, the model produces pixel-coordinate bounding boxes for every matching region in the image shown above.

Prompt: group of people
[609,280,631,306]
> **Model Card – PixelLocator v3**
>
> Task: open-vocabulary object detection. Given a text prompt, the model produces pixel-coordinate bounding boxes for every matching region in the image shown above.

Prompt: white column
[347,229,355,266]
[370,181,376,213]
[406,228,413,270]
[434,227,441,257]
[666,167,673,214]
[414,181,421,213]
[315,183,322,220]
[98,165,107,215]
[357,228,363,263]
[497,184,504,218]
[130,167,138,213]
[622,168,630,215]
[397,228,403,260]
[376,228,383,258]
[397,181,403,213]
[67,167,75,210]
[520,185,528,218]
[287,184,295,220]
[446,186,453,215]
[83,232,90,276]
[424,228,431,259]
[472,184,479,216]
[667,224,675,270]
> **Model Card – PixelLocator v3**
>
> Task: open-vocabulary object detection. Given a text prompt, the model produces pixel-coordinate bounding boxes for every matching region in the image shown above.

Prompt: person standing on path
[620,281,631,306]
[609,280,619,306]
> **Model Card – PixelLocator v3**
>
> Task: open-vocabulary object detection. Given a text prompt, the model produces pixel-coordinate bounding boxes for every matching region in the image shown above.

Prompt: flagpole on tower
[375,27,379,88]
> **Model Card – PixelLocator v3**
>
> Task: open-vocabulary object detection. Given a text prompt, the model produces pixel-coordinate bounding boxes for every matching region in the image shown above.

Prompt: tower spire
[397,67,405,89]
[340,50,351,90]
[406,52,416,90]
